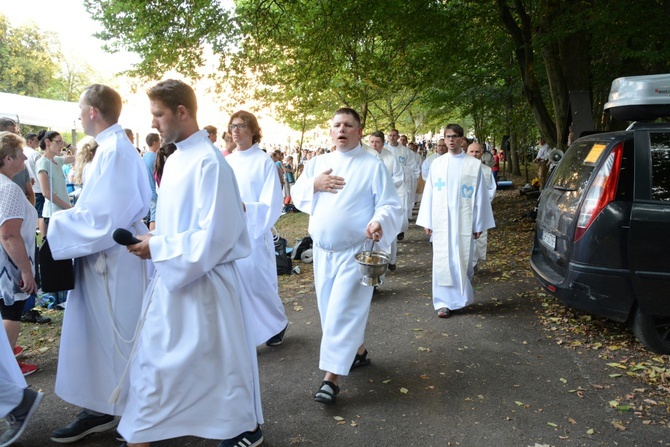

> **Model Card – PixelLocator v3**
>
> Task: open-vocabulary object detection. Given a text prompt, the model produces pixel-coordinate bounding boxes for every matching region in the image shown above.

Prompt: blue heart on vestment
[461,184,474,198]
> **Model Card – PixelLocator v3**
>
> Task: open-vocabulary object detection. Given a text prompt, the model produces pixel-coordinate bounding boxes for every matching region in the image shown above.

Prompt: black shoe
[0,388,44,447]
[220,426,263,447]
[20,309,51,324]
[351,349,371,370]
[397,232,405,241]
[266,323,289,346]
[314,381,339,405]
[387,263,396,271]
[50,410,118,444]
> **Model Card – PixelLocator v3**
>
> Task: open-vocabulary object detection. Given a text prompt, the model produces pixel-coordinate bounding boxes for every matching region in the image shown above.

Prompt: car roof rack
[605,74,670,122]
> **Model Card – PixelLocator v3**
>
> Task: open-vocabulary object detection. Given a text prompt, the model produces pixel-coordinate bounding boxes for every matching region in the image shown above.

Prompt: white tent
[0,92,83,130]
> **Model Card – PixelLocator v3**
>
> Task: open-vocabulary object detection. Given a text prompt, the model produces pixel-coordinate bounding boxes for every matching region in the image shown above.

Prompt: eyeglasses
[444,134,461,139]
[52,139,64,144]
[228,123,248,131]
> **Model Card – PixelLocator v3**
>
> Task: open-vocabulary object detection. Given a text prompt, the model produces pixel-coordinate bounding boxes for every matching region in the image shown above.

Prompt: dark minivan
[530,80,670,354]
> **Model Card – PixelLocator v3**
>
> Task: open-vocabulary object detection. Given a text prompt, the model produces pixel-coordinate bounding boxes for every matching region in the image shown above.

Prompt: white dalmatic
[226,143,288,345]
[473,163,497,267]
[118,130,263,443]
[49,123,151,415]
[417,152,495,311]
[292,145,402,375]
[422,152,440,181]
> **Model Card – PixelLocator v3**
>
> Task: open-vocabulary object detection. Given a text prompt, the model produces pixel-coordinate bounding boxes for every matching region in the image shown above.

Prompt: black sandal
[314,380,339,404]
[351,349,371,370]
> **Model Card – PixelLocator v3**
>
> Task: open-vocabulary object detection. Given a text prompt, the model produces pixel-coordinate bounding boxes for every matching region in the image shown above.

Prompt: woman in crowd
[0,132,39,376]
[491,148,500,185]
[282,155,295,200]
[36,131,74,237]
[221,130,236,156]
[70,138,98,191]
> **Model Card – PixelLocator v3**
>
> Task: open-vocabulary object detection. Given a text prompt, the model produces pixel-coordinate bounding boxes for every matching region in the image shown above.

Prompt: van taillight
[574,142,623,242]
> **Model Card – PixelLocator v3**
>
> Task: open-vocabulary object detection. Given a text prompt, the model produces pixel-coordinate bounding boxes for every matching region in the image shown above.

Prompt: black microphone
[112,228,141,246]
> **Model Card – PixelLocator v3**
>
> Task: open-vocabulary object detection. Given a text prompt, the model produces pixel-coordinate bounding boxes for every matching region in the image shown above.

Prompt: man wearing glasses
[225,110,289,347]
[416,124,495,319]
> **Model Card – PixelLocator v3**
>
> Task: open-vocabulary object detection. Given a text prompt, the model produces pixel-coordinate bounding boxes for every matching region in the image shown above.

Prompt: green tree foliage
[0,14,57,96]
[82,0,670,147]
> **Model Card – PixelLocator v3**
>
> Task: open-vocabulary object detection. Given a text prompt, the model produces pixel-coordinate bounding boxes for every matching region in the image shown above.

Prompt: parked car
[530,74,670,354]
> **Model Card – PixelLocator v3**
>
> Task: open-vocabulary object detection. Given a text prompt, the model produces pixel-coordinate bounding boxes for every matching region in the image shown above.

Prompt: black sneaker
[219,426,263,447]
[265,323,289,347]
[387,263,397,271]
[20,309,51,324]
[0,388,44,447]
[50,410,118,444]
[397,232,405,241]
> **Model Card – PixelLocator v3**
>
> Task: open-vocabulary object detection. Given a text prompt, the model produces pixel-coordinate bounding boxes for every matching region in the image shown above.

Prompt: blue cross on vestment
[434,178,446,191]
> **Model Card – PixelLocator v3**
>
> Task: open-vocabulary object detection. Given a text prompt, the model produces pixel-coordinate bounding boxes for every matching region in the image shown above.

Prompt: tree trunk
[497,0,556,145]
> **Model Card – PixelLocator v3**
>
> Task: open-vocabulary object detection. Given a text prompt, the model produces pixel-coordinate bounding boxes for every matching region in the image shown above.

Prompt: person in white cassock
[225,110,289,347]
[466,142,496,270]
[385,129,415,240]
[367,131,405,272]
[417,124,495,319]
[422,138,448,181]
[48,84,152,444]
[120,79,264,447]
[292,108,402,405]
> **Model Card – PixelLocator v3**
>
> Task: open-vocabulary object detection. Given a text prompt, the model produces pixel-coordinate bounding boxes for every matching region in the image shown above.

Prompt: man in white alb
[422,138,447,181]
[417,124,495,319]
[48,84,151,444]
[368,130,404,271]
[385,129,417,240]
[466,142,496,270]
[225,110,289,346]
[121,79,264,447]
[292,108,402,405]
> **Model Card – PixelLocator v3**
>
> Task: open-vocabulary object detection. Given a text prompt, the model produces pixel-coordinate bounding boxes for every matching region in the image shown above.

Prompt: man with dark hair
[143,133,160,231]
[226,110,289,347]
[120,79,264,447]
[292,107,402,405]
[416,124,495,319]
[48,84,151,443]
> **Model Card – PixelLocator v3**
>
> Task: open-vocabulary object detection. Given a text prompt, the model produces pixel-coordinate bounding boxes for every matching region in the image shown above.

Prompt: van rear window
[547,141,610,194]
[650,132,670,201]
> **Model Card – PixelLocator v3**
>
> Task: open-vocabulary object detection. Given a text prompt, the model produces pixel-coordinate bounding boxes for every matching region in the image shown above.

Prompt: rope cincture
[108,222,153,405]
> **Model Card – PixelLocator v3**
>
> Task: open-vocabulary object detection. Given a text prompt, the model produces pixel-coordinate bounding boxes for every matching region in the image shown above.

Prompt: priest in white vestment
[120,80,264,447]
[292,108,402,405]
[368,131,405,271]
[48,85,151,444]
[226,110,289,347]
[467,143,497,269]
[417,124,495,319]
[386,129,417,238]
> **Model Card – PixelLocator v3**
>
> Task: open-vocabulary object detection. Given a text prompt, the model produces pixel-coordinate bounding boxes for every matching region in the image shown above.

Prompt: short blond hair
[0,131,24,168]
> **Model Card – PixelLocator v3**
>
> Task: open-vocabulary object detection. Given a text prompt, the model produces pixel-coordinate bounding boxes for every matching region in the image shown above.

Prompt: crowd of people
[0,81,504,447]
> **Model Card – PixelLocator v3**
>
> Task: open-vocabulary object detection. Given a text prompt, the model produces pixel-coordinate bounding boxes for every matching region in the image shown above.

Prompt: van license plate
[542,231,556,250]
